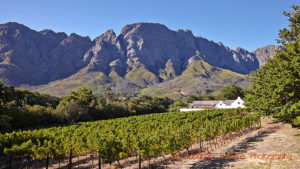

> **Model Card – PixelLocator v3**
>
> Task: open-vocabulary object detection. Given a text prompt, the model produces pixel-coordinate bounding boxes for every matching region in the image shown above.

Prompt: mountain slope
[252,45,282,66]
[0,22,279,97]
[0,22,92,85]
[151,60,246,95]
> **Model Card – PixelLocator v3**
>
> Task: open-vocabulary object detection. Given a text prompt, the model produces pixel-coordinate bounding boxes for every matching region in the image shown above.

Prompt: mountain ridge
[0,22,279,97]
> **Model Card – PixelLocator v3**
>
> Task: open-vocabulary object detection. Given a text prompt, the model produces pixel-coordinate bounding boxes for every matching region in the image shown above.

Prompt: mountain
[0,22,92,85]
[0,22,279,97]
[252,45,282,66]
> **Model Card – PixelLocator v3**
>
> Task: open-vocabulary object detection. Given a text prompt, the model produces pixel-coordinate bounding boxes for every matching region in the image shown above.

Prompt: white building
[180,97,245,112]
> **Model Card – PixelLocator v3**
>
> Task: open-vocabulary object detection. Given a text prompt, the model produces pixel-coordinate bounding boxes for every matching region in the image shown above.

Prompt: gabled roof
[191,99,235,106]
[222,100,235,105]
[191,100,220,106]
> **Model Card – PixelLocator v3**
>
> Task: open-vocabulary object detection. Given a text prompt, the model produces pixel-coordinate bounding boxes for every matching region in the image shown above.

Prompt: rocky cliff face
[0,22,92,85]
[252,45,282,66]
[0,22,278,88]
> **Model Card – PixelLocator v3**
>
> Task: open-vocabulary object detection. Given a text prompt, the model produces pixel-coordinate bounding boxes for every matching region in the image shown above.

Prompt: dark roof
[191,100,220,106]
[222,100,235,105]
[191,100,235,106]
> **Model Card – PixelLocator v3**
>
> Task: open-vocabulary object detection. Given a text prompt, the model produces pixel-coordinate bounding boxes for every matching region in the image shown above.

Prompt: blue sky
[0,0,298,51]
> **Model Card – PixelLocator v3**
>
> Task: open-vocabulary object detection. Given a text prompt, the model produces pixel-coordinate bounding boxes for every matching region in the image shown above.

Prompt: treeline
[53,87,172,123]
[1,79,247,133]
[185,85,244,103]
[0,82,173,133]
[0,83,60,133]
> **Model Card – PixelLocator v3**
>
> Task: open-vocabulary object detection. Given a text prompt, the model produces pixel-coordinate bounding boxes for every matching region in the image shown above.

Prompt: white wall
[215,101,229,109]
[180,108,204,112]
[215,97,245,109]
[229,97,245,108]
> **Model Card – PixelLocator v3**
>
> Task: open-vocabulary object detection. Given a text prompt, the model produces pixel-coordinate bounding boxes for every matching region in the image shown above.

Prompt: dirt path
[161,118,300,169]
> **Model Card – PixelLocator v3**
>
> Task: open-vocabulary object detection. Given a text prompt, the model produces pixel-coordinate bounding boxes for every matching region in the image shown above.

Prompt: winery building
[180,97,245,112]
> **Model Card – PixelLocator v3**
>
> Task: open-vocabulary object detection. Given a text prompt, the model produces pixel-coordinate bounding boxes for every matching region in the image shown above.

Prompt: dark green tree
[62,87,95,106]
[168,101,188,112]
[56,88,96,122]
[245,5,300,125]
[219,84,244,100]
[55,100,90,123]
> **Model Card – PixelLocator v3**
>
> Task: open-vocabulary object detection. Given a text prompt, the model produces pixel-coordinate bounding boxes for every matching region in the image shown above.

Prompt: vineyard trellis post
[46,152,49,169]
[58,155,61,169]
[8,154,12,169]
[198,128,202,153]
[98,149,101,169]
[259,117,262,128]
[68,149,72,169]
[26,156,30,169]
[199,140,202,153]
[90,155,94,168]
[138,152,141,169]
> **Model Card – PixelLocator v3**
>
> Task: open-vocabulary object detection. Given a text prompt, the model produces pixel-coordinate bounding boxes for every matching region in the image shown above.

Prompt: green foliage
[186,94,218,103]
[0,108,259,164]
[168,101,188,112]
[55,100,90,123]
[0,82,175,133]
[277,5,300,45]
[219,84,244,100]
[201,106,214,110]
[0,115,12,133]
[55,88,173,123]
[62,88,95,105]
[127,95,172,114]
[12,88,60,108]
[0,81,60,132]
[245,6,300,125]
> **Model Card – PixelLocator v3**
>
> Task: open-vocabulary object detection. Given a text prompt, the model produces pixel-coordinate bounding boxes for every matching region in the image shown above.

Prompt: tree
[103,87,115,102]
[277,5,300,45]
[219,85,244,100]
[127,95,168,114]
[186,95,200,103]
[55,88,96,123]
[185,94,217,103]
[62,87,95,106]
[245,5,300,125]
[168,101,188,112]
[55,100,90,123]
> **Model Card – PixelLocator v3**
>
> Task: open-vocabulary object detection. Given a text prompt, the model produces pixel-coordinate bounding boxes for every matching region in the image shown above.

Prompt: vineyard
[0,109,260,168]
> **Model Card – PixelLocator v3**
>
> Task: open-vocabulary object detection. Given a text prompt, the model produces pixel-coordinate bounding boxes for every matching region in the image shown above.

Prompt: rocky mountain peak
[253,45,282,66]
[176,29,193,35]
[0,22,280,88]
[235,47,251,57]
[66,33,90,43]
[0,22,26,30]
[94,29,116,42]
[120,22,170,35]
